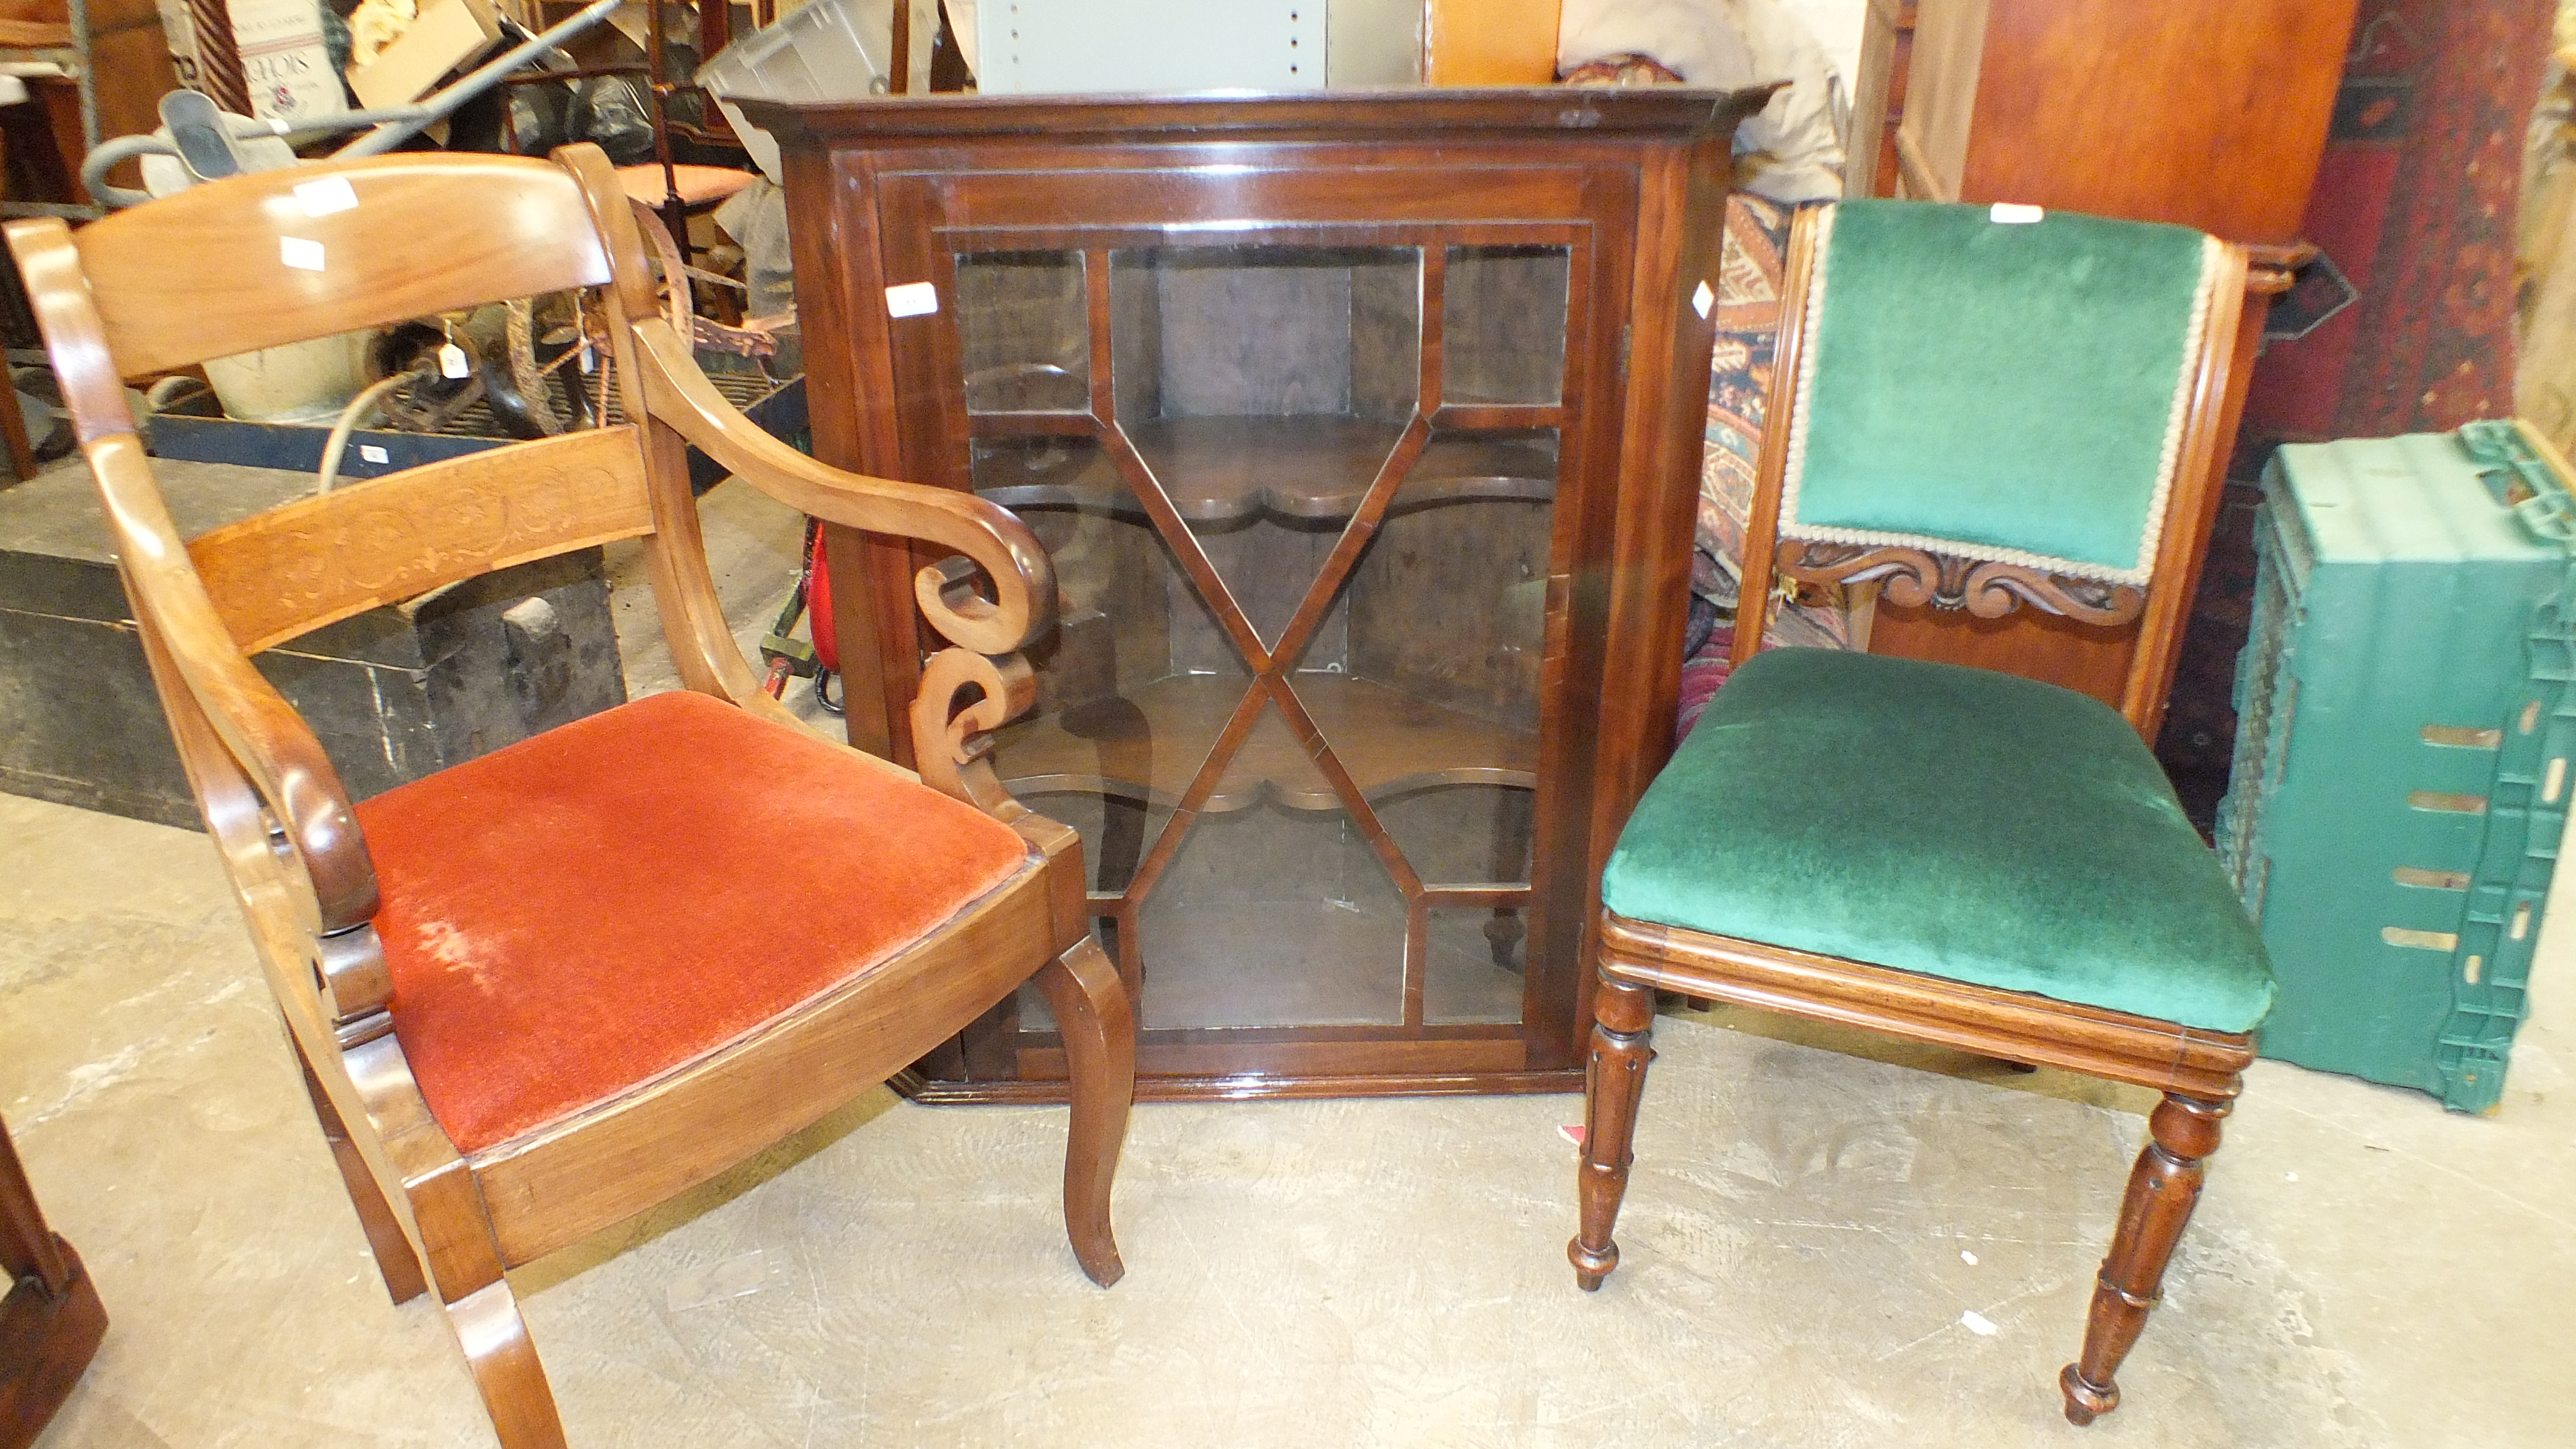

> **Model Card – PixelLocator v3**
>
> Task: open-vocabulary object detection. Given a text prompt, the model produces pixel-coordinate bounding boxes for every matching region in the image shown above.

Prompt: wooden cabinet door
[859,156,1648,1093]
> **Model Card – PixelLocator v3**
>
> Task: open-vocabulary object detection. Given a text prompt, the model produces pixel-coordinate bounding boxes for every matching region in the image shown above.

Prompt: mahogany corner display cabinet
[743,88,1772,1101]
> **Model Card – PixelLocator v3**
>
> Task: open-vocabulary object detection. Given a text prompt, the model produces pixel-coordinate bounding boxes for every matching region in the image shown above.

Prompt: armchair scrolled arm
[626,315,1057,657]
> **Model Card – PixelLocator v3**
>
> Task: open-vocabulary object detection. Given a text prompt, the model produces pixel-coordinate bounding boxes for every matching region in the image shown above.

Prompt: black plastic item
[449,34,581,157]
[451,74,577,155]
[656,40,705,129]
[515,78,579,153]
[573,74,655,164]
[321,5,355,82]
[1682,591,1720,661]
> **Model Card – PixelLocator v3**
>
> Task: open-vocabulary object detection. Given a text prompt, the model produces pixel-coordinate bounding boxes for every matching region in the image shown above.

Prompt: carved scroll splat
[1775,539,2146,626]
[316,919,397,1049]
[915,553,1011,656]
[911,647,1039,821]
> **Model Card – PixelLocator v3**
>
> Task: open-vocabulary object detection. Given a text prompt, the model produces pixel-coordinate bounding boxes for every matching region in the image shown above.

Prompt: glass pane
[1392,778,1533,1029]
[977,237,1569,1046]
[1344,429,1555,727]
[1341,425,1554,889]
[1424,904,1530,1026]
[1372,784,1536,886]
[1444,244,1571,406]
[1110,244,1421,651]
[954,250,1089,413]
[974,432,1228,984]
[1135,785,1409,1030]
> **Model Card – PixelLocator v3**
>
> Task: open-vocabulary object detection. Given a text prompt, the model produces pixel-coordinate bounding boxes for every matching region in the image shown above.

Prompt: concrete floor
[5,477,2573,1447]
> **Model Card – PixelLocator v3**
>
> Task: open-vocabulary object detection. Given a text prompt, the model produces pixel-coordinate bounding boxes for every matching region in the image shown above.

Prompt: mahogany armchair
[6,145,1133,1449]
[1571,201,2277,1423]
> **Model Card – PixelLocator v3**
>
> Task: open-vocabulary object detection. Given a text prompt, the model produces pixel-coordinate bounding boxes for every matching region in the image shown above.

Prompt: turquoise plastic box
[2218,422,2575,1111]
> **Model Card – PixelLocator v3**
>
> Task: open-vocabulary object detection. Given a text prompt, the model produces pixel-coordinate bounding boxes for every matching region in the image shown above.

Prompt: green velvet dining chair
[1569,199,2276,1424]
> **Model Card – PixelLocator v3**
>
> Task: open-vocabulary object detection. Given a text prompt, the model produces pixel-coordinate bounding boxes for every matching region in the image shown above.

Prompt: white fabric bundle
[1558,0,1846,202]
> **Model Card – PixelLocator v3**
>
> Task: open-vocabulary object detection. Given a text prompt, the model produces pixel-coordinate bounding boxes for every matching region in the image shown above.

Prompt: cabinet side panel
[1960,0,2360,240]
[1561,141,1729,1065]
[787,145,907,759]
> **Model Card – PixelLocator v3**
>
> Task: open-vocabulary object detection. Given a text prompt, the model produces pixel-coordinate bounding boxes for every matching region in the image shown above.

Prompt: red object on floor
[807,528,838,673]
[355,690,1028,1152]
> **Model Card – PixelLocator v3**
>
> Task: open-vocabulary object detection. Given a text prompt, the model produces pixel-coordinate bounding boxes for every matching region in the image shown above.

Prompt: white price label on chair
[438,343,469,378]
[1990,203,2045,224]
[279,236,325,271]
[884,281,939,318]
[358,444,390,465]
[293,176,359,218]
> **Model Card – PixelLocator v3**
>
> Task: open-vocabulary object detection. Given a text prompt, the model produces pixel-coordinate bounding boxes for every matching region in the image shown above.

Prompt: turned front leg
[1569,973,1658,1290]
[2061,1091,2232,1425]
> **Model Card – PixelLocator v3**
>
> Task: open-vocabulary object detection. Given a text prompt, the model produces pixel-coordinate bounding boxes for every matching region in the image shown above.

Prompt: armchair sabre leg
[444,1279,569,1449]
[2061,1091,2232,1426]
[1035,934,1134,1288]
[1570,973,1657,1291]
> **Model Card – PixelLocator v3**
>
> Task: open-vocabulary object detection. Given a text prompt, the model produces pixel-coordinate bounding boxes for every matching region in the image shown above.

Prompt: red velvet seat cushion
[353,690,1032,1154]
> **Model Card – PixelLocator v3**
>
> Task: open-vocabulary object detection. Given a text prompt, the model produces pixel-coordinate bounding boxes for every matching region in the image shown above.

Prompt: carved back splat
[1775,539,2147,626]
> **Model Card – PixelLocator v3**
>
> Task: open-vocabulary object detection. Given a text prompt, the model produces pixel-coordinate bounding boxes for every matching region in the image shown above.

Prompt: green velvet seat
[1602,647,2273,1034]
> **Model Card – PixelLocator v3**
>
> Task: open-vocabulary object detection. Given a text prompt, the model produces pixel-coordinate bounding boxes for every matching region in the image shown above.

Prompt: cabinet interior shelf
[994,673,1537,812]
[973,416,1559,525]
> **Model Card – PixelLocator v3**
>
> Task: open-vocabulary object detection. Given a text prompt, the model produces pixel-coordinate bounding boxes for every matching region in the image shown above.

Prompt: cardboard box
[228,0,348,122]
[349,0,501,110]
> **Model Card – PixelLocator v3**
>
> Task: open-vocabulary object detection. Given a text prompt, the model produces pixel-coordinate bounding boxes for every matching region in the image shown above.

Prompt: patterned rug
[1695,194,1793,610]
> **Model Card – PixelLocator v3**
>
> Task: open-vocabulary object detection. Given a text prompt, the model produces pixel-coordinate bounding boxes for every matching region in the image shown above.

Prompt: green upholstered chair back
[1779,201,2225,588]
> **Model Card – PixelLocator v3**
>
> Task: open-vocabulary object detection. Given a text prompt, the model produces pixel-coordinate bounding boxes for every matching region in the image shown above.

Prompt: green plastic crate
[2217,420,2576,1111]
